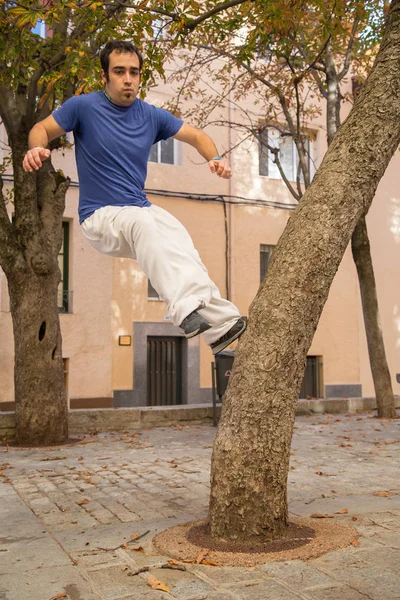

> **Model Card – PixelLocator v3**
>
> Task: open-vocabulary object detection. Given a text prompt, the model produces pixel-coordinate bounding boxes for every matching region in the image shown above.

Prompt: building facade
[1,79,399,410]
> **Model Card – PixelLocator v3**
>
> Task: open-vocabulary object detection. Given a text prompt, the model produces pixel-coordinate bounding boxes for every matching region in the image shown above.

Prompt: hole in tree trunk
[52,346,57,360]
[39,321,46,341]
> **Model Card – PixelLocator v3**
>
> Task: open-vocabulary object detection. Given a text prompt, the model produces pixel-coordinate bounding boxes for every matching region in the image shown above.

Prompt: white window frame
[147,279,163,301]
[149,138,181,166]
[259,128,314,183]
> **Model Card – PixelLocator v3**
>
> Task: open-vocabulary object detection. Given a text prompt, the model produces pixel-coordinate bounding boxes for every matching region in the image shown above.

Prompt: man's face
[101,50,141,106]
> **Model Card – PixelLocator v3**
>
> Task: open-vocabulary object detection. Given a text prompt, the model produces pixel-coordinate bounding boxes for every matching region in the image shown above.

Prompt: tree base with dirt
[153,517,358,567]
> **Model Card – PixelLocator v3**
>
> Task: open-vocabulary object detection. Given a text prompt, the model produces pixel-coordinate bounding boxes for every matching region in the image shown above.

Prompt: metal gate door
[147,336,183,406]
[299,356,323,399]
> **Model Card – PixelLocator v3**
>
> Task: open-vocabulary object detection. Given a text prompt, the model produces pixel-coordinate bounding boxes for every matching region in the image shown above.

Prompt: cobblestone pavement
[0,412,400,600]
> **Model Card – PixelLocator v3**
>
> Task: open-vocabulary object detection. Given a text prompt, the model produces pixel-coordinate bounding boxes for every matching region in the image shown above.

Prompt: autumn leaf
[202,559,220,566]
[130,546,144,552]
[310,514,334,519]
[167,560,181,567]
[50,593,68,599]
[77,499,89,505]
[195,549,208,563]
[130,532,141,540]
[335,509,349,514]
[373,491,391,497]
[351,539,360,547]
[166,560,185,569]
[147,577,170,593]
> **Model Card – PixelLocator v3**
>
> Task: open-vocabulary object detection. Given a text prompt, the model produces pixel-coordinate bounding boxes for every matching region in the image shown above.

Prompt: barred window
[260,244,274,283]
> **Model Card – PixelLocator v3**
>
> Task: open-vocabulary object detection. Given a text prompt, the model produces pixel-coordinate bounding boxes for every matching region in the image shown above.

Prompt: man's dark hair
[100,41,143,80]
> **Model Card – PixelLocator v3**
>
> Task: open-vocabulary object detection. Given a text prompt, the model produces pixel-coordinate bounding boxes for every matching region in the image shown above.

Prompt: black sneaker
[210,317,247,355]
[180,310,212,339]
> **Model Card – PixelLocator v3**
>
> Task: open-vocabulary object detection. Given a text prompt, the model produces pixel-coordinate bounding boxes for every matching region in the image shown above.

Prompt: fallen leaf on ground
[167,560,182,568]
[130,532,141,540]
[202,560,220,566]
[50,594,67,600]
[147,577,170,593]
[40,456,66,461]
[310,514,334,519]
[130,546,144,552]
[351,539,360,547]
[335,509,349,514]
[195,550,208,564]
[373,491,392,497]
[77,499,89,505]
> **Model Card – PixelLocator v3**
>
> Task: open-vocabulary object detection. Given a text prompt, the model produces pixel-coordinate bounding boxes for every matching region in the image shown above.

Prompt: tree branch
[0,176,22,275]
[294,39,328,98]
[0,84,21,139]
[184,0,250,31]
[114,0,250,31]
[337,15,360,81]
[37,167,70,255]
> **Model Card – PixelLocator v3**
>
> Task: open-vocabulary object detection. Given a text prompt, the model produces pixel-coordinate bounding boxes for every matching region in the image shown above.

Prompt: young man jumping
[22,40,247,354]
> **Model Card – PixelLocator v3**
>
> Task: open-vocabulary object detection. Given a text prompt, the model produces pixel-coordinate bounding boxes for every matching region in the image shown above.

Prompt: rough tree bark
[209,0,400,542]
[0,138,70,445]
[351,216,397,418]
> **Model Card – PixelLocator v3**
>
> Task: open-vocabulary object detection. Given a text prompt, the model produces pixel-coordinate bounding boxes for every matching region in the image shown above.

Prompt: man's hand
[208,157,232,179]
[22,147,51,172]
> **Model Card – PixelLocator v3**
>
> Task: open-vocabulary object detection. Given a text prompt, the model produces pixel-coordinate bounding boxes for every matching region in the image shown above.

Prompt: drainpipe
[228,85,235,303]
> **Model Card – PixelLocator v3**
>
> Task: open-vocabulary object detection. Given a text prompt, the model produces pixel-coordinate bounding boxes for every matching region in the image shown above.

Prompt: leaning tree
[206,0,400,540]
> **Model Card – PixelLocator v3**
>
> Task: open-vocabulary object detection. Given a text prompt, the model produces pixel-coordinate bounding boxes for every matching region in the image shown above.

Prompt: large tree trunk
[9,268,68,445]
[351,216,397,418]
[209,0,400,542]
[0,140,70,445]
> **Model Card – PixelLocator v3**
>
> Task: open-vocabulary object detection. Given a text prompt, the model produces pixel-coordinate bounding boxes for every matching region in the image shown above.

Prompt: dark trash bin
[211,350,234,426]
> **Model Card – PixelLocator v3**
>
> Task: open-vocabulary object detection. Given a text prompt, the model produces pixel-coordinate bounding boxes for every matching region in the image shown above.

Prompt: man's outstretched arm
[173,123,232,179]
[23,115,66,172]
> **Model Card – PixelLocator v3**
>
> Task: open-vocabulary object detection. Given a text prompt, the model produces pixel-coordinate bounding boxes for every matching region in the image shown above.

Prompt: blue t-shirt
[53,91,183,223]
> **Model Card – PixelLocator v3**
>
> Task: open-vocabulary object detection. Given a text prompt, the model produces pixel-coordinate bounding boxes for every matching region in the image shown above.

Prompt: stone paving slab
[0,413,399,600]
[0,494,72,576]
[0,567,99,600]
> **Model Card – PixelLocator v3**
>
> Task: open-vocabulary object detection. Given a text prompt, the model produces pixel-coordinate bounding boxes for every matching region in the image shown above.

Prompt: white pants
[81,204,240,345]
